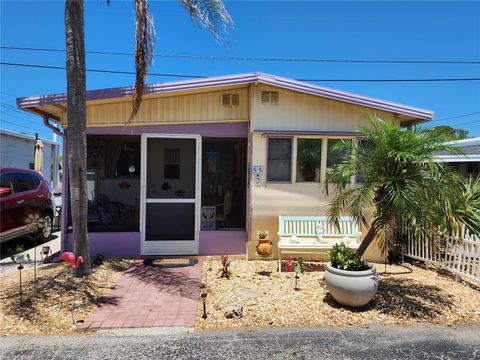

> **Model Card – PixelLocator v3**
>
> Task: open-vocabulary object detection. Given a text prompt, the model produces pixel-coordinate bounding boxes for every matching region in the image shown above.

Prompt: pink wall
[64,231,246,257]
[64,232,141,257]
[199,231,247,255]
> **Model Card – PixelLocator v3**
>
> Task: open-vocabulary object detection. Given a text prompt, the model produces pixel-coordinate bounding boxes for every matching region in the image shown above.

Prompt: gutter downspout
[43,116,68,253]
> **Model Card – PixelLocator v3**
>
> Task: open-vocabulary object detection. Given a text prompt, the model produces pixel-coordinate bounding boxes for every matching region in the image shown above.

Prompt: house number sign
[252,165,263,186]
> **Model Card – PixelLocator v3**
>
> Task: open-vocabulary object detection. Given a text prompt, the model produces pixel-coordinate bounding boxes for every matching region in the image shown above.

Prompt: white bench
[277,216,362,272]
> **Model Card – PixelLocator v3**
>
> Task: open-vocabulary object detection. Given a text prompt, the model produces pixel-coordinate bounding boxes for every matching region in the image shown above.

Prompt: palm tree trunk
[65,0,91,276]
[357,226,375,257]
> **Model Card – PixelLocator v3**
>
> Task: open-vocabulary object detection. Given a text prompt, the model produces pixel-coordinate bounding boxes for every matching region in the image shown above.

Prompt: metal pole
[34,231,37,285]
[18,265,23,307]
[201,292,207,319]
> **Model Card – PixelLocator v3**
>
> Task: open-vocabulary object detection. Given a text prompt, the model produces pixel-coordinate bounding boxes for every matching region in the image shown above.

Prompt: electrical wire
[2,46,480,64]
[2,61,480,82]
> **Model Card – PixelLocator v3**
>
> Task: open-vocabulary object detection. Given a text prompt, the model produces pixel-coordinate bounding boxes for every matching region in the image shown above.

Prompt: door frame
[140,134,202,255]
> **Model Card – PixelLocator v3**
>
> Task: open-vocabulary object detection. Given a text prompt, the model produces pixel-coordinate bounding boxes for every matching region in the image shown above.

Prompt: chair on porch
[215,190,233,228]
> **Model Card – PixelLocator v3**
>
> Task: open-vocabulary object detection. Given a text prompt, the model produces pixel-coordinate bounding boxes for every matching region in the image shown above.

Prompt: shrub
[328,243,367,271]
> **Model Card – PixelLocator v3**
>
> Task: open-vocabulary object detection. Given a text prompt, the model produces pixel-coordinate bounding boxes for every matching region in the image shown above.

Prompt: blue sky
[1,0,479,140]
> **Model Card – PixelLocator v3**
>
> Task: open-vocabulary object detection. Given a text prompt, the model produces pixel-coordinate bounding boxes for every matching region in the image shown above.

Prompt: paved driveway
[1,324,479,359]
[79,260,202,330]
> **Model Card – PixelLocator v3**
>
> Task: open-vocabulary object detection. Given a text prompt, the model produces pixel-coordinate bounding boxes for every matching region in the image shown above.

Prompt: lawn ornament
[60,252,84,270]
[285,257,294,272]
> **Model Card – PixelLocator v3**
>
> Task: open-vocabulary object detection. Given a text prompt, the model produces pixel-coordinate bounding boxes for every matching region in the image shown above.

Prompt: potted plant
[324,243,378,308]
[256,230,273,257]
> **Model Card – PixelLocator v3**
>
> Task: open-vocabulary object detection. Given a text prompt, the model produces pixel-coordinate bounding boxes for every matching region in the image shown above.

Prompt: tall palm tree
[326,114,480,258]
[65,0,233,276]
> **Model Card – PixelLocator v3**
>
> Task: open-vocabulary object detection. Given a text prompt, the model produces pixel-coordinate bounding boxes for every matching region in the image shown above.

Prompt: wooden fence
[400,225,480,283]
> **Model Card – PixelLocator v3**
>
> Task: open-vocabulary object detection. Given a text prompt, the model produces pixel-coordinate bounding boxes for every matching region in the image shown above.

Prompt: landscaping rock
[224,304,243,318]
[195,259,480,331]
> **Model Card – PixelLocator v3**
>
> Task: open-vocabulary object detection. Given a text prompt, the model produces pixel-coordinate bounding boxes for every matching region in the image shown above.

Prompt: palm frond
[128,0,155,124]
[180,0,234,45]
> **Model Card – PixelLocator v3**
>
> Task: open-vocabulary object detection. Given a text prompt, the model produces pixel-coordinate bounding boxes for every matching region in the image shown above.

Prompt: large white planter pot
[324,262,379,308]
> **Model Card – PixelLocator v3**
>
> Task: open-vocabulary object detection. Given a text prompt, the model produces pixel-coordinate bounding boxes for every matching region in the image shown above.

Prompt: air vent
[222,93,240,106]
[261,91,279,105]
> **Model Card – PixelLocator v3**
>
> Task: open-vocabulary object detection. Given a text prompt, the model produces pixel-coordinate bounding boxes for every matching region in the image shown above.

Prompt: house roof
[0,128,60,146]
[434,137,480,162]
[16,72,434,123]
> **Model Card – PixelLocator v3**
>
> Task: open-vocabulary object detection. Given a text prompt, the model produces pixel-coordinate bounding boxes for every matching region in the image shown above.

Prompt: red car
[0,168,54,243]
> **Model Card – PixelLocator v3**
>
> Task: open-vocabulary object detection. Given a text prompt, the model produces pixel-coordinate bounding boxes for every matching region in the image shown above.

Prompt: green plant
[329,243,366,271]
[256,230,270,240]
[326,114,480,256]
[296,257,306,274]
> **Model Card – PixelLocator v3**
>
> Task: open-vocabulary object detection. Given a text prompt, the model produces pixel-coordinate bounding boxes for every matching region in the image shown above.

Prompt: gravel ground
[1,324,479,359]
[196,259,480,330]
[0,259,132,336]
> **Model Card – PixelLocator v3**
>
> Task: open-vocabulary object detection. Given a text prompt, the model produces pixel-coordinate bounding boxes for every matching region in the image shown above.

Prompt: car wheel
[40,214,53,241]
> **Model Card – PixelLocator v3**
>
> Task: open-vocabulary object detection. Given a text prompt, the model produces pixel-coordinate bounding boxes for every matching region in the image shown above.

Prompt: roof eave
[16,72,434,122]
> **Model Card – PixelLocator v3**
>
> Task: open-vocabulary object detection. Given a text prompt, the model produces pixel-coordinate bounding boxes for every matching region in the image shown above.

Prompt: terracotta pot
[256,238,273,257]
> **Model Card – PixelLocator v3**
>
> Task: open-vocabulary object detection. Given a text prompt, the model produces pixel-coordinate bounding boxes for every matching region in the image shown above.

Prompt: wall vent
[222,93,240,106]
[261,91,279,105]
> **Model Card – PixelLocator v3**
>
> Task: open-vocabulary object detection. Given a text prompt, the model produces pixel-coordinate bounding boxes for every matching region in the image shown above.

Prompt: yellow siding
[248,132,385,262]
[250,84,399,131]
[62,87,249,127]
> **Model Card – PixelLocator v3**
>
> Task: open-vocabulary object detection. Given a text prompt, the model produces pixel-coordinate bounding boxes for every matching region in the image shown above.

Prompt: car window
[31,174,41,188]
[11,172,38,193]
[0,173,13,189]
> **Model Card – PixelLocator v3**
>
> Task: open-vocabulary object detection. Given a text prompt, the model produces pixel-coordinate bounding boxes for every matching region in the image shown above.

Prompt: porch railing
[400,225,480,284]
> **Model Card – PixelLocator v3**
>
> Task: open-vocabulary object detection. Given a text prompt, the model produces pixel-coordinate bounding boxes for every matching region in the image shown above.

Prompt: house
[0,128,61,191]
[16,72,433,261]
[434,137,480,178]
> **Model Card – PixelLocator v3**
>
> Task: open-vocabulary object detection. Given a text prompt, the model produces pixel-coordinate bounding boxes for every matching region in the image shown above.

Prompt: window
[326,139,351,173]
[0,173,13,189]
[355,139,372,183]
[12,172,38,193]
[267,138,292,182]
[296,138,322,182]
[164,148,180,179]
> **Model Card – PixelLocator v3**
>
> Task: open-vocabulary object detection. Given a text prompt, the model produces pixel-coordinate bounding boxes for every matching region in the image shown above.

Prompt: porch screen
[267,138,292,182]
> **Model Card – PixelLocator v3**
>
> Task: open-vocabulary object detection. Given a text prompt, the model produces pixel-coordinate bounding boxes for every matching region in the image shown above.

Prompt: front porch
[62,123,249,258]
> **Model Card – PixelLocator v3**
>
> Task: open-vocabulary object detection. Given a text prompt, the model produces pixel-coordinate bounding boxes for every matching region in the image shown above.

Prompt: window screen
[296,139,322,182]
[267,138,292,182]
[326,139,351,172]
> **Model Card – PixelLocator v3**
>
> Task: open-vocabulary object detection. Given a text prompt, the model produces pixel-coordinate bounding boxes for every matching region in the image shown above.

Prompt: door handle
[17,200,25,204]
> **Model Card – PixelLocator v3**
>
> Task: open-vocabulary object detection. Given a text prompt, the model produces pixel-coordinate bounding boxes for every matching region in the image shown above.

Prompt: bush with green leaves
[326,114,480,256]
[329,243,366,271]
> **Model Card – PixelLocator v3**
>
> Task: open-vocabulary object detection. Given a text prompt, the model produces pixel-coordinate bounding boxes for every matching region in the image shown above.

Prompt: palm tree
[64,0,233,276]
[326,114,480,258]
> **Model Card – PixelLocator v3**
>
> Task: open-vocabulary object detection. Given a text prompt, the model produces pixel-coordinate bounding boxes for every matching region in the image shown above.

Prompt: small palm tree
[326,114,480,257]
[65,0,233,276]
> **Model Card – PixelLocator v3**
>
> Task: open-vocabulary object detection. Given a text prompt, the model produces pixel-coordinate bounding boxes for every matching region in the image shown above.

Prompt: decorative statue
[315,222,327,244]
[59,252,84,270]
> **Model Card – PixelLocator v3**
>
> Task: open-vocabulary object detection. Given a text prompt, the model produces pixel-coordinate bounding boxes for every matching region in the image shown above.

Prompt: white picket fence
[400,225,480,283]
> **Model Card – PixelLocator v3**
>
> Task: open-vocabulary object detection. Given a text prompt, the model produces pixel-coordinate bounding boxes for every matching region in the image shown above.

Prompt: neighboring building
[434,137,480,178]
[17,73,433,261]
[0,128,60,191]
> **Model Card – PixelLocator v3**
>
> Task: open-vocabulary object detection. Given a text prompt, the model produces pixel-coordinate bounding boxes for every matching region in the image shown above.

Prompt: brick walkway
[79,260,202,330]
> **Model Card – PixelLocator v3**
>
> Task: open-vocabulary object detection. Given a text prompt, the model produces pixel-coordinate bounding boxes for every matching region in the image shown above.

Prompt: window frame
[266,136,294,183]
[295,138,323,183]
[263,135,359,185]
